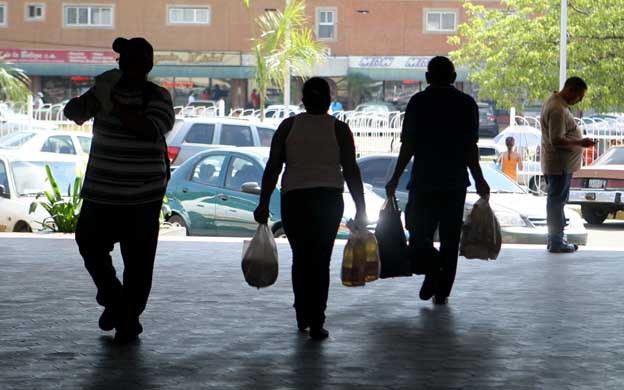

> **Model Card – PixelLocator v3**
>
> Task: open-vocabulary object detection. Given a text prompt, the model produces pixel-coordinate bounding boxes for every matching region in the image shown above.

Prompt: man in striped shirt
[64,37,175,343]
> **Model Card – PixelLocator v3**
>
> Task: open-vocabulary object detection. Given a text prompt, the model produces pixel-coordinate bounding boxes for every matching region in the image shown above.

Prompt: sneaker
[296,312,310,332]
[548,242,578,253]
[114,320,143,344]
[419,275,436,301]
[98,307,117,331]
[309,327,329,340]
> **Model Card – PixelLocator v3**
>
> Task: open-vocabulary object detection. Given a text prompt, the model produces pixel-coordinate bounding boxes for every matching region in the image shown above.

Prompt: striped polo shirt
[81,82,175,205]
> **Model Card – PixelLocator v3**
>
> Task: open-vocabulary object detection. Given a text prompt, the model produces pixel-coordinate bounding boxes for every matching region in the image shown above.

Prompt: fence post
[510,106,516,127]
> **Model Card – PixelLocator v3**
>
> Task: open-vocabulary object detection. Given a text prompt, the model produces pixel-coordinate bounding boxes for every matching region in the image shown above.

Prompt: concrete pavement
[1,235,624,389]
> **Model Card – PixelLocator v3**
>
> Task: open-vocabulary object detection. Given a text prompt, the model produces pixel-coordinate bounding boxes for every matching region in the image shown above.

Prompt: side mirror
[241,182,261,195]
[0,184,7,198]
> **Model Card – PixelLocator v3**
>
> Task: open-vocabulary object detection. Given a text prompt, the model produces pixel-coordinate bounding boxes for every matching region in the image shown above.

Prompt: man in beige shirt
[540,77,596,253]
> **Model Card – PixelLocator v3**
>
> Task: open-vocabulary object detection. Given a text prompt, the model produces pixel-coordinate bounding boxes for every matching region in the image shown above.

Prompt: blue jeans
[545,174,572,244]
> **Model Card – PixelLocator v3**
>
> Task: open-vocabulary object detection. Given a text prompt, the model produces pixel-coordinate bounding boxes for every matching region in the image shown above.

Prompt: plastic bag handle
[384,194,400,212]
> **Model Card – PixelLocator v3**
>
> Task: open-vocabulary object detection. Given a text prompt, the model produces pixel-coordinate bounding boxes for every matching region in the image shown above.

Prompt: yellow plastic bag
[342,221,380,286]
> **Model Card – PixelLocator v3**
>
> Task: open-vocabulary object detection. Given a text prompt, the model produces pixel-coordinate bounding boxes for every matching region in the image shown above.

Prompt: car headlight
[494,210,527,227]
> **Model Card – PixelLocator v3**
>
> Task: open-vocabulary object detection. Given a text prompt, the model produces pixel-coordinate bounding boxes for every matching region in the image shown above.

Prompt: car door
[178,154,227,236]
[358,157,393,197]
[219,124,254,147]
[177,123,217,165]
[215,155,264,237]
[41,135,77,155]
[0,158,12,231]
[256,126,275,147]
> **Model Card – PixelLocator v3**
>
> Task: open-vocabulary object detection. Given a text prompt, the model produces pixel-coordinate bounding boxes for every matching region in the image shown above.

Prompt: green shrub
[29,164,82,233]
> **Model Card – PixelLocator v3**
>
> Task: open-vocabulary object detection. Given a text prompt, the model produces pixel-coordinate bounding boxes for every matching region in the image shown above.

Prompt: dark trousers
[545,174,573,244]
[281,188,344,328]
[406,190,466,298]
[75,200,162,325]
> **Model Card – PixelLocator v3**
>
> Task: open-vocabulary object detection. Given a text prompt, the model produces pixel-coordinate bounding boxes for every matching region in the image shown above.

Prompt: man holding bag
[385,56,489,305]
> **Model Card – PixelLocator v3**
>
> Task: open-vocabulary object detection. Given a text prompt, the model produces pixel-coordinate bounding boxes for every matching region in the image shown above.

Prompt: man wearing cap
[64,37,174,343]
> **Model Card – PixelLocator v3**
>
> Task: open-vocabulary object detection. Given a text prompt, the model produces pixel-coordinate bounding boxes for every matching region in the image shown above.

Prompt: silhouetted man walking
[64,37,174,343]
[386,56,489,305]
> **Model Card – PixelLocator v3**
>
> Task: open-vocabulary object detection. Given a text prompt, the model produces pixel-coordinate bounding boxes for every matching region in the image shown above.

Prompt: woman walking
[254,77,367,340]
[497,136,523,182]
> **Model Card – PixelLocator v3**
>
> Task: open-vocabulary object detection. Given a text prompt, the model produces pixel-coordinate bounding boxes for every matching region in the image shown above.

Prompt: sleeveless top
[281,113,343,193]
[501,152,520,181]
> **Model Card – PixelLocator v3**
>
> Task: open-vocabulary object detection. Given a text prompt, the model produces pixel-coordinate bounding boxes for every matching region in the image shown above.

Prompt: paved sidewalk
[1,235,624,390]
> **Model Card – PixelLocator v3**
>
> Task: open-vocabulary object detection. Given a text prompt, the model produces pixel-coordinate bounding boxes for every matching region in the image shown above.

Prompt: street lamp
[559,0,567,90]
[283,0,291,110]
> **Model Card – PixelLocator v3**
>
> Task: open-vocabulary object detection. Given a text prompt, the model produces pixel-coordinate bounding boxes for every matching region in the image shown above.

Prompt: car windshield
[468,164,525,194]
[592,147,624,165]
[11,160,78,196]
[0,132,36,149]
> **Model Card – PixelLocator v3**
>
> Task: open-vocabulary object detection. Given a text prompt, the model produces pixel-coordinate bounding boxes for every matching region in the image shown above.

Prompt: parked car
[478,102,499,138]
[165,147,385,238]
[0,103,58,133]
[0,150,83,232]
[357,154,587,245]
[0,130,92,157]
[354,101,398,114]
[478,139,504,162]
[569,146,624,224]
[166,118,276,167]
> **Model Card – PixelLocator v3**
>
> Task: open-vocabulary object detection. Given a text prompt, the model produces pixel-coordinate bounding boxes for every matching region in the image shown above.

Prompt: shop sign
[154,51,241,66]
[0,49,242,66]
[0,49,116,64]
[349,56,433,70]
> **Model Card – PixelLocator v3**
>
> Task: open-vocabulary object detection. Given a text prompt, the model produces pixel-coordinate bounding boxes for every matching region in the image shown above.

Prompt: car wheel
[581,205,610,225]
[14,222,32,233]
[167,214,189,235]
[272,223,286,238]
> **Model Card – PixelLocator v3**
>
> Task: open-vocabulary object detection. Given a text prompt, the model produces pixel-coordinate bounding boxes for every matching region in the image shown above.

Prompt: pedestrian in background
[386,56,490,305]
[540,77,596,253]
[254,77,367,340]
[330,98,343,113]
[251,88,259,109]
[497,136,523,182]
[64,37,175,343]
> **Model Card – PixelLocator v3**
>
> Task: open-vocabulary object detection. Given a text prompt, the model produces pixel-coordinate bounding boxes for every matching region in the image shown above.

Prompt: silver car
[357,155,587,245]
[166,117,276,167]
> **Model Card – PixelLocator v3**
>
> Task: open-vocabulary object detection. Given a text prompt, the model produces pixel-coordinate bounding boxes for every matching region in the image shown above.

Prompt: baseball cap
[112,37,153,59]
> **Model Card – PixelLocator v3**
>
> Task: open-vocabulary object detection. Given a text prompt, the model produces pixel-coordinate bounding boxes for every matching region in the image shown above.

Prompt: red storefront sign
[0,49,116,64]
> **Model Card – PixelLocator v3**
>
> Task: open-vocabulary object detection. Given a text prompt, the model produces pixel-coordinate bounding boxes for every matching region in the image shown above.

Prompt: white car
[0,130,92,157]
[0,103,58,133]
[357,155,587,245]
[0,150,84,232]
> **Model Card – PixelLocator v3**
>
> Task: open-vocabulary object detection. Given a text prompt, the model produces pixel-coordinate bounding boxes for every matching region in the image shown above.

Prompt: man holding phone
[540,76,596,253]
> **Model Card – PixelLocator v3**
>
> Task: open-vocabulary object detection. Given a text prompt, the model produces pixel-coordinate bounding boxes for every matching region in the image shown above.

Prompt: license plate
[588,179,605,189]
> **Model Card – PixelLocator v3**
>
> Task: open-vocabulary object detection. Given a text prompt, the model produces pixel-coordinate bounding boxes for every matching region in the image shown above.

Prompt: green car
[166,147,384,238]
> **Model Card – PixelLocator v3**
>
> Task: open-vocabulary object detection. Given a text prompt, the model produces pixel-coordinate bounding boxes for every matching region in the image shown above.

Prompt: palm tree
[0,62,30,102]
[249,0,327,120]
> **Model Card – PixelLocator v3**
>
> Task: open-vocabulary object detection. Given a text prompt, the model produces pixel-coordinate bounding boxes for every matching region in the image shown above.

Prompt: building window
[168,6,211,25]
[316,8,336,40]
[0,3,7,26]
[64,5,113,27]
[26,3,45,21]
[425,10,457,33]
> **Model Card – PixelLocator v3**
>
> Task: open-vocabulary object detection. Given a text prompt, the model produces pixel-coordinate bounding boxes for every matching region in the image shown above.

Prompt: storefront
[0,48,255,109]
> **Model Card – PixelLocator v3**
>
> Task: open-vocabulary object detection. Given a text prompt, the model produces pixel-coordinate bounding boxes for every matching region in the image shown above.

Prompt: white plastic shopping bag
[242,224,279,288]
[460,198,502,260]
